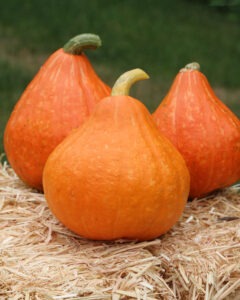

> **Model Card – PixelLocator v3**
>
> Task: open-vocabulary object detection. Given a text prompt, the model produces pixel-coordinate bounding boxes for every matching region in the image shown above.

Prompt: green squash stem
[63,33,101,55]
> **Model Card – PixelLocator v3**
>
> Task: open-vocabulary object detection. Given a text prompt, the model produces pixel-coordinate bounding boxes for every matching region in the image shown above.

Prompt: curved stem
[63,33,101,55]
[111,69,149,96]
[180,62,200,72]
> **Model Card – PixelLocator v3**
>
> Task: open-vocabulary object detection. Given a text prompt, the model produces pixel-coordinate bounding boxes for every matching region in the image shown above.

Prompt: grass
[0,0,240,154]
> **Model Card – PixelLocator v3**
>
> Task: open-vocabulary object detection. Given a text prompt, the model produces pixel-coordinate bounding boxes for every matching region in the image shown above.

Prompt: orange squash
[4,33,110,191]
[43,69,190,241]
[153,62,240,198]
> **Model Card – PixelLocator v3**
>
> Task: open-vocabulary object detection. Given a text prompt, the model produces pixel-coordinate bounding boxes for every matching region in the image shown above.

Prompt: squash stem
[63,33,101,55]
[111,69,149,96]
[180,62,200,72]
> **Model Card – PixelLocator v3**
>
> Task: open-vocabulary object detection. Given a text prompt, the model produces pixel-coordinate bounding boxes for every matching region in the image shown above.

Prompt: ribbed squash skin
[153,66,240,198]
[43,94,190,241]
[4,48,110,191]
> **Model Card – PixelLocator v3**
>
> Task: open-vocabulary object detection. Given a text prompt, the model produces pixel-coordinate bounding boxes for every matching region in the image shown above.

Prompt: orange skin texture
[4,49,110,191]
[152,69,240,198]
[43,95,190,241]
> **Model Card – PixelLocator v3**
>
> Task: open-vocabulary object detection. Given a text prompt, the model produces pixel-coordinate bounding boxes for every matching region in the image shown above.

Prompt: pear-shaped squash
[4,33,110,191]
[43,69,190,241]
[153,62,240,198]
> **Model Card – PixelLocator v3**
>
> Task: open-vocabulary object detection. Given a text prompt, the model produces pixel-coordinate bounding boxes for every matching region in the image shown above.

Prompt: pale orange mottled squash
[153,62,240,198]
[4,33,110,191]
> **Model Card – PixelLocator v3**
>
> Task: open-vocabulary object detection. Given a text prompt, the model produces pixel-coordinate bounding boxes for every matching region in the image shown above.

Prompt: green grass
[1,0,240,154]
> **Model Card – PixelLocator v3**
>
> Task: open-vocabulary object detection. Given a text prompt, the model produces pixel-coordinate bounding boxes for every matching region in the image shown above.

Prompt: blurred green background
[0,0,240,155]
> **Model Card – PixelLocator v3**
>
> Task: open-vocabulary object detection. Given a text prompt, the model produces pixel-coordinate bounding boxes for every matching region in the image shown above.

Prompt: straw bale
[0,160,239,300]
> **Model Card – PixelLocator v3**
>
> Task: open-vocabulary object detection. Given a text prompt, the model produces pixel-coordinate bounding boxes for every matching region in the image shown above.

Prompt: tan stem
[185,62,200,70]
[111,68,149,96]
[180,62,200,73]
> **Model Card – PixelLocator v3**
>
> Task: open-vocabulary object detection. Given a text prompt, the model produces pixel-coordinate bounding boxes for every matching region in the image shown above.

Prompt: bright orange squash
[153,62,240,198]
[43,69,190,241]
[4,33,110,191]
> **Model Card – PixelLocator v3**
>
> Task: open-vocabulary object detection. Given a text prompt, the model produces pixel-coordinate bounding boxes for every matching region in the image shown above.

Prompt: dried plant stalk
[0,161,240,300]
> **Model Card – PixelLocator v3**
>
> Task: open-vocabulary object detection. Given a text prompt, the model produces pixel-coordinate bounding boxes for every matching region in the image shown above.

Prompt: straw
[0,161,239,299]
